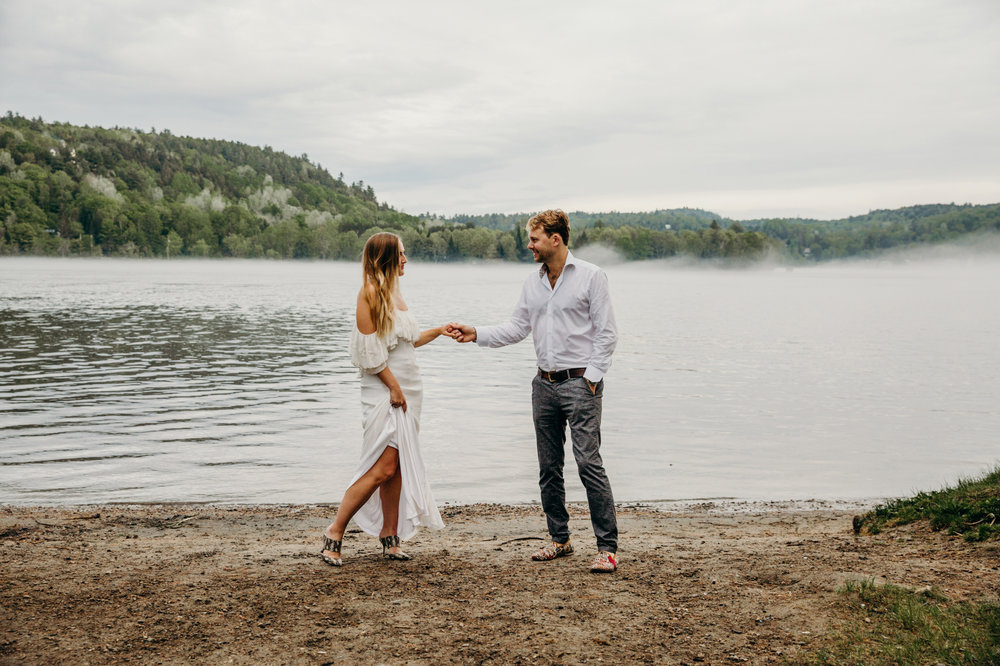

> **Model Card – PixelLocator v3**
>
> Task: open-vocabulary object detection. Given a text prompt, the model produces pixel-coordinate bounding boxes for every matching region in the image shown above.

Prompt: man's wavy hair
[526,209,570,246]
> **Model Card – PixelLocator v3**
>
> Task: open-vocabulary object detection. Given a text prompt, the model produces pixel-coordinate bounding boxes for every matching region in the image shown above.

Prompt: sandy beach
[1,502,996,664]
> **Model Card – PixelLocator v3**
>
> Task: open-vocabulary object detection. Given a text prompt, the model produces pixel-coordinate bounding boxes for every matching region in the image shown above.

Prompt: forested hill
[0,113,421,259]
[440,208,725,232]
[445,203,998,236]
[1,113,998,262]
[415,203,1000,262]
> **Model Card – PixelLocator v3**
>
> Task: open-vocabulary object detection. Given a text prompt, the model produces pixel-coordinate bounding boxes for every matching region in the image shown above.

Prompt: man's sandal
[589,550,618,573]
[380,535,411,561]
[531,540,574,561]
[320,535,343,567]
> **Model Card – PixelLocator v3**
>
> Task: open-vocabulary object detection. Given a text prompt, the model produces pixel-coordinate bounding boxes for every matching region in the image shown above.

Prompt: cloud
[1,0,998,220]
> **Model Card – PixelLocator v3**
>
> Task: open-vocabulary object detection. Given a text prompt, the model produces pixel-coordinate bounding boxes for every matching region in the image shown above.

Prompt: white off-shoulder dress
[348,308,444,540]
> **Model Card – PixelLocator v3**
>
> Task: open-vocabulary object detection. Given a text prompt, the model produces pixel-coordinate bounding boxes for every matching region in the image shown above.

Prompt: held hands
[444,322,476,343]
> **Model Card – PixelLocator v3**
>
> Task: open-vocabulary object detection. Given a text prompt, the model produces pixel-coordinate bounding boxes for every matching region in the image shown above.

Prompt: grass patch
[853,466,1000,542]
[803,578,1000,665]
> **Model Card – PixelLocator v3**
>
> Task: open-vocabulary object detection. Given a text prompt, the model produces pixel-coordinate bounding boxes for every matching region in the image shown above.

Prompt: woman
[321,232,450,566]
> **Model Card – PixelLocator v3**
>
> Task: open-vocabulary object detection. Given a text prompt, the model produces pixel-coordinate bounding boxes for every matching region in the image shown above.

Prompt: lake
[1,251,998,505]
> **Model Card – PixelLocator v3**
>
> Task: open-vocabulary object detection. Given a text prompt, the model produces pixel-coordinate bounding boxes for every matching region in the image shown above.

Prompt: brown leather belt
[537,367,586,383]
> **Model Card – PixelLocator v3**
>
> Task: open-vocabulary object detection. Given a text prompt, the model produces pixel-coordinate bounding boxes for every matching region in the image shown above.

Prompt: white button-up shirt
[476,252,618,382]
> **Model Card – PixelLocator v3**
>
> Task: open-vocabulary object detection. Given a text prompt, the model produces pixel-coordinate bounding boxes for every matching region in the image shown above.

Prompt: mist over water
[1,253,998,505]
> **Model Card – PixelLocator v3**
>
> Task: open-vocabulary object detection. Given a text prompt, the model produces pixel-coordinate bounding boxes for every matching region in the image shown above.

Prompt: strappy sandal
[379,535,411,561]
[320,535,343,567]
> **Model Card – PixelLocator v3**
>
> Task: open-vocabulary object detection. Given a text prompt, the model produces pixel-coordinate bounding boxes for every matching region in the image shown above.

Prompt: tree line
[1,113,997,263]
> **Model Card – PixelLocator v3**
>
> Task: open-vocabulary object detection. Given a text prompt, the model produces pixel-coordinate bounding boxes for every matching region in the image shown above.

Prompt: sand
[2,502,997,664]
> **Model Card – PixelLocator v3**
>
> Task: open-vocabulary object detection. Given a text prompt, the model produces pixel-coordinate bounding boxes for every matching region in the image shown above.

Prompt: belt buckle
[541,368,569,383]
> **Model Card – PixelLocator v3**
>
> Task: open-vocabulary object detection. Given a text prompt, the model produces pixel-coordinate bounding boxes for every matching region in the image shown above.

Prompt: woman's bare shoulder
[358,282,377,302]
[356,283,377,334]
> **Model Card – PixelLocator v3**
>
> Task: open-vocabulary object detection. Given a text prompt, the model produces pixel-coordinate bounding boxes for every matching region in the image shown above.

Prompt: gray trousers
[531,375,618,553]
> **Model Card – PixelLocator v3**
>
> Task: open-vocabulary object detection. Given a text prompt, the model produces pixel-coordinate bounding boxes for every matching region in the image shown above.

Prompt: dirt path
[1,503,996,664]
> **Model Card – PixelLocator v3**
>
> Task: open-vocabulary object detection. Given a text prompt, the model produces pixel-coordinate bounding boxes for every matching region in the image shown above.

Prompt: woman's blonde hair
[361,232,402,338]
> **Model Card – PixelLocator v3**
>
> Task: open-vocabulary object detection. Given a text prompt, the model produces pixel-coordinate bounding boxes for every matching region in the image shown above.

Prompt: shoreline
[4,502,994,664]
[0,497,883,512]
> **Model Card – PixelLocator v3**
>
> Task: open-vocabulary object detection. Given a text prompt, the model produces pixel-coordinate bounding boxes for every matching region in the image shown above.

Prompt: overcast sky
[1,1,997,220]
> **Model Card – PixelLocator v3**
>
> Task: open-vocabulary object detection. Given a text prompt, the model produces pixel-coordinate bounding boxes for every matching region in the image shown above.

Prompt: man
[449,209,619,573]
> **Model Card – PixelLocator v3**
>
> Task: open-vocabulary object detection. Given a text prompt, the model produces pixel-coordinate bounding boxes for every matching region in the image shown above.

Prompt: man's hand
[446,323,477,343]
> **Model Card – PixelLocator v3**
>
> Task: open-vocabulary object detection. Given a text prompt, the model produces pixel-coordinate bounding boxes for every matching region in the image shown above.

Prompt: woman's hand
[415,323,461,347]
[389,386,407,412]
[375,367,405,410]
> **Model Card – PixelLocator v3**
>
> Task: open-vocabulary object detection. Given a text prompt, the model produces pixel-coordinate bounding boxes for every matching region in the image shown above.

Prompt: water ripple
[3,257,999,505]
[1,265,356,503]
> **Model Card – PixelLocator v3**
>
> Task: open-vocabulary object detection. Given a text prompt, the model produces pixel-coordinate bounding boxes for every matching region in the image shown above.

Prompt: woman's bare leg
[378,466,403,554]
[323,446,399,559]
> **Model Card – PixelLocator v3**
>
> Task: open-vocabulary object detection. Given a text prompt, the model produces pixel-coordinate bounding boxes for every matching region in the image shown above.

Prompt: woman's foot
[320,528,344,567]
[379,534,411,561]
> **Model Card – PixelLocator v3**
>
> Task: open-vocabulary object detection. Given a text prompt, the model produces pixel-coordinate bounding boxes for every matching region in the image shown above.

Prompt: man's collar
[538,251,576,278]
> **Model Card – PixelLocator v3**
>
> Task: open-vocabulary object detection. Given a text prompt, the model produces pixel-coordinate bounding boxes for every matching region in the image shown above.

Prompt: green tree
[189,238,212,257]
[164,230,183,258]
[451,227,498,259]
[222,234,251,258]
